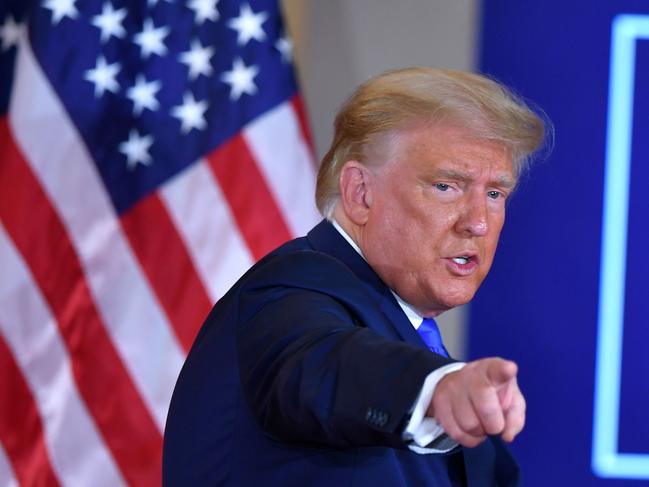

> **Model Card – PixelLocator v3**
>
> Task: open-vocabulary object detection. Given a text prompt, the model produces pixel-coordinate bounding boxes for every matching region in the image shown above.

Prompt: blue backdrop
[472,1,649,485]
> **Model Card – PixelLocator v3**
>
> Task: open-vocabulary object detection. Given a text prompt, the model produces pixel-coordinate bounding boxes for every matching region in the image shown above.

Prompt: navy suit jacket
[163,220,521,486]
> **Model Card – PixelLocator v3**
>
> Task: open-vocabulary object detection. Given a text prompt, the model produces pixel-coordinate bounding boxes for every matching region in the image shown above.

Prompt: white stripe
[8,34,183,429]
[160,160,254,302]
[0,442,18,487]
[243,101,321,236]
[0,225,125,487]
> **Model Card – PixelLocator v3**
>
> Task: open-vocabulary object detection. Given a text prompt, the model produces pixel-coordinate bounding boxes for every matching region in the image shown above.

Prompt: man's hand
[428,358,525,448]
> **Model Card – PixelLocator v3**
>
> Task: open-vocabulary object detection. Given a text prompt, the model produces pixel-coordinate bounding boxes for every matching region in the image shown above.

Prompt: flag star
[84,56,121,98]
[220,57,259,101]
[179,39,214,80]
[119,129,154,170]
[188,0,219,24]
[42,0,79,24]
[227,3,268,46]
[133,19,170,59]
[275,36,292,63]
[126,75,161,116]
[171,92,208,134]
[91,2,127,43]
[0,15,24,51]
[147,0,174,6]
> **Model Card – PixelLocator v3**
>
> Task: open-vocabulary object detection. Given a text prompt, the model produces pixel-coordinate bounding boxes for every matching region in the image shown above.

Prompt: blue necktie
[418,318,449,357]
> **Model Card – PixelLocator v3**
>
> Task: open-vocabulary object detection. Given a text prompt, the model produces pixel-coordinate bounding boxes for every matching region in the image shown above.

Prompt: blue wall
[473,1,649,485]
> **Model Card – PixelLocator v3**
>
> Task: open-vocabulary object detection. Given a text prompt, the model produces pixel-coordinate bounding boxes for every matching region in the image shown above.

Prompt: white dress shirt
[331,220,465,453]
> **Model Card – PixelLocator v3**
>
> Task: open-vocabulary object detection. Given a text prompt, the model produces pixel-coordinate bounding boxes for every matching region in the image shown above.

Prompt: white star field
[0,0,294,171]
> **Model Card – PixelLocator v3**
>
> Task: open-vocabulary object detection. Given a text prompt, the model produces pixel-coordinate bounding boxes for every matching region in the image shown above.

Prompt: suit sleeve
[236,285,451,449]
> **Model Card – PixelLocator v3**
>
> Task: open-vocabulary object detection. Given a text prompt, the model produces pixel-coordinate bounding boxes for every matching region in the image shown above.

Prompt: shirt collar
[331,219,424,330]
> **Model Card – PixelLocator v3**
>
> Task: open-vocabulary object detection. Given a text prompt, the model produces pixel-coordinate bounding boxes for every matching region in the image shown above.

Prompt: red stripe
[0,332,61,487]
[121,193,212,351]
[0,119,162,487]
[291,95,316,159]
[206,134,293,260]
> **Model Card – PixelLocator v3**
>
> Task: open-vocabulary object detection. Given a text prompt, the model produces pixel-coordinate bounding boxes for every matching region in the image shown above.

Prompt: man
[163,67,547,486]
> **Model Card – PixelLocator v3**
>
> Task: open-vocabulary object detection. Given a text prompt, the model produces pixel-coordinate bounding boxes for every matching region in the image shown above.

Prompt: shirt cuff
[402,362,466,454]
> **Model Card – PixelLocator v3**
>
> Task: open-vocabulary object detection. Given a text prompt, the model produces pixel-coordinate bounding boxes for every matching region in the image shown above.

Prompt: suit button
[365,407,389,427]
[377,412,389,427]
[365,407,376,423]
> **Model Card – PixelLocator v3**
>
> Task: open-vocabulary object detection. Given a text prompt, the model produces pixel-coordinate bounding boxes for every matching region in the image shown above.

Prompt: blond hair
[315,67,549,217]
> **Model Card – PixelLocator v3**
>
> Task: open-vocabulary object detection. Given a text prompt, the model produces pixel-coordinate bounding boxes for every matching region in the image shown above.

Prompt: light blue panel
[592,13,649,479]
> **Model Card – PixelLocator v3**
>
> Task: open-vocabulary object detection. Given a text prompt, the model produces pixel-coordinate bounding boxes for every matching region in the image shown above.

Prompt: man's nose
[455,194,489,237]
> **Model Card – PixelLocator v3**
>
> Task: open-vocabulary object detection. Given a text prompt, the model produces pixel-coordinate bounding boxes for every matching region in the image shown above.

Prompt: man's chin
[395,280,477,316]
[414,296,471,317]
[429,290,476,315]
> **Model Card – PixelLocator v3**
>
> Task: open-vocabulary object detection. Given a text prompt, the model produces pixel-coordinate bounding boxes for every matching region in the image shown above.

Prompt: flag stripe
[290,95,316,155]
[1,4,320,484]
[121,193,213,351]
[0,222,126,487]
[160,160,254,302]
[0,333,60,487]
[9,36,184,429]
[243,101,320,237]
[206,134,293,260]
[0,441,19,487]
[0,121,161,487]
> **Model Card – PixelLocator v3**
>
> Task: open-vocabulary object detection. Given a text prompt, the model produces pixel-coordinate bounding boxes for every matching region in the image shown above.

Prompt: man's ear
[339,161,374,225]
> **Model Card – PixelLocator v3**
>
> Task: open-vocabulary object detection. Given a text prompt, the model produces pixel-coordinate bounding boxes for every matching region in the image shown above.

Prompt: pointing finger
[486,359,518,385]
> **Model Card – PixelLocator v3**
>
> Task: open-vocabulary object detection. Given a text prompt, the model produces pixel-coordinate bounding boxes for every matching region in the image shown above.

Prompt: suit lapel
[306,220,427,349]
[464,441,496,487]
[463,436,521,487]
[377,290,431,345]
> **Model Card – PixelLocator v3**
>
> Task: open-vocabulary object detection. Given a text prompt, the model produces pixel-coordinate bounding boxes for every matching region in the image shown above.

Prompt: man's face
[359,122,516,316]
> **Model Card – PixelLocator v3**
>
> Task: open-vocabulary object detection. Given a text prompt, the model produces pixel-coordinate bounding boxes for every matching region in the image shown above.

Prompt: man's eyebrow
[432,169,472,182]
[493,175,517,189]
[432,169,517,189]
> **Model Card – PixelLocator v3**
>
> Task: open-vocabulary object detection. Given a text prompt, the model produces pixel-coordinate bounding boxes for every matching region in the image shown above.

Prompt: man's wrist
[402,362,466,452]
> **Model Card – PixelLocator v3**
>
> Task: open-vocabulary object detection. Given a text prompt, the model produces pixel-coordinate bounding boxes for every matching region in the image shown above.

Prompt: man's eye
[434,183,450,191]
[487,190,503,199]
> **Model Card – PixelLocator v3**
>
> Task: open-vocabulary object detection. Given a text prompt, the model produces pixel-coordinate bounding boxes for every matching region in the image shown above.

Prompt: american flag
[0,0,319,485]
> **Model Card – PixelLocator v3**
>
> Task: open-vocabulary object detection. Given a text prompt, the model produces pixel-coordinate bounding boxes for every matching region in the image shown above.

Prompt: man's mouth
[446,253,480,275]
